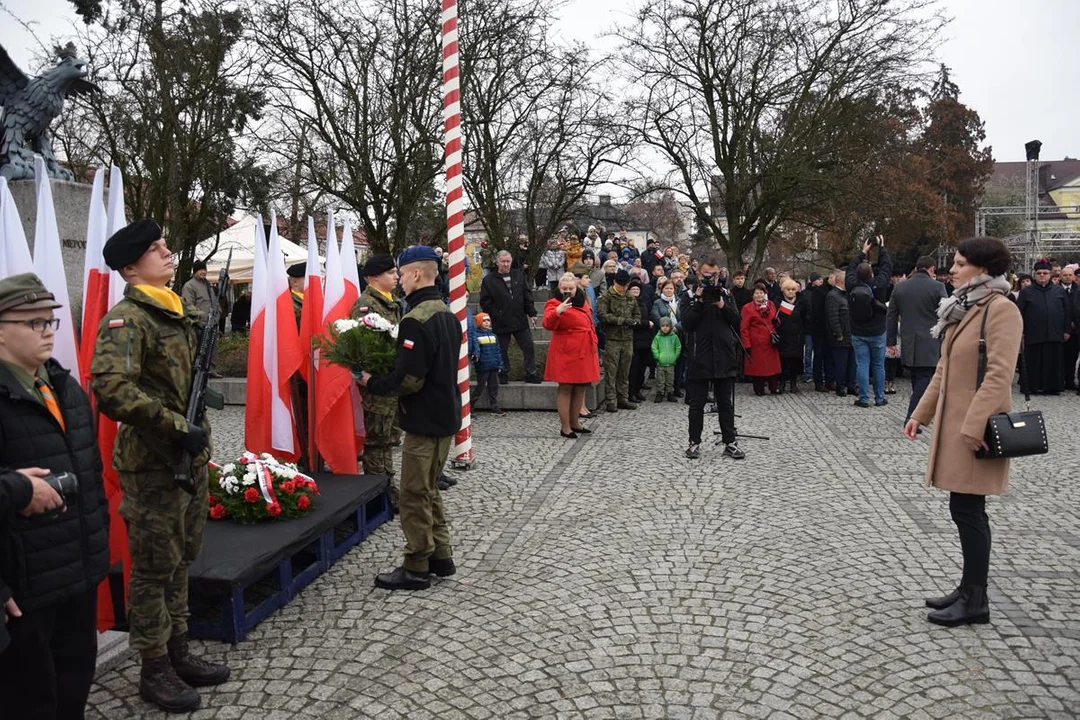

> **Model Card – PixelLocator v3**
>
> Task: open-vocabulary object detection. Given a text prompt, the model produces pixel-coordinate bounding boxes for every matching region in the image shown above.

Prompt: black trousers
[629,348,651,396]
[906,366,935,421]
[950,493,990,587]
[1063,335,1079,390]
[0,590,98,720]
[687,377,736,445]
[496,328,536,377]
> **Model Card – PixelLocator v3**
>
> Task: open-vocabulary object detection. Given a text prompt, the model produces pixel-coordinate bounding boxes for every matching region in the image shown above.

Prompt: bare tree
[258,0,443,254]
[624,181,687,245]
[619,0,944,276]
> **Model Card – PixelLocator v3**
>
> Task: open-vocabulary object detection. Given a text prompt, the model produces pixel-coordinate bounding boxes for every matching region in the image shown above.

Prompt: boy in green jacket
[650,316,682,402]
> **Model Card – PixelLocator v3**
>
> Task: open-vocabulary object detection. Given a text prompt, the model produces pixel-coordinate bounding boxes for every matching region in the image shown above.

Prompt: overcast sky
[1,0,1075,163]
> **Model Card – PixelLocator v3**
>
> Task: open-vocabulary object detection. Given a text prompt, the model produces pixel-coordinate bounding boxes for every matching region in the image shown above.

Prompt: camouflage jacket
[291,290,303,330]
[353,288,402,417]
[90,285,211,472]
[596,288,640,342]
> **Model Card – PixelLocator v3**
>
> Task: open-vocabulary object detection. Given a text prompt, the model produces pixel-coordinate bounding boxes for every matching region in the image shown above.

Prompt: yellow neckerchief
[373,288,394,303]
[135,284,184,315]
[292,290,304,302]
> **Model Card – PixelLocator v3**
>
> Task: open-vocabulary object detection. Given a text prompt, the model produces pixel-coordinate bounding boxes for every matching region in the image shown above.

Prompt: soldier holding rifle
[91,219,230,713]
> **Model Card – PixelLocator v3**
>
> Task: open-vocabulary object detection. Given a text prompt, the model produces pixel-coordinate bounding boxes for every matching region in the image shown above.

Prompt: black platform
[188,472,390,643]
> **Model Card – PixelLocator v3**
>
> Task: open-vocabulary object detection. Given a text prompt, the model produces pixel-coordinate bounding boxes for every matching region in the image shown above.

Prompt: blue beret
[397,245,439,268]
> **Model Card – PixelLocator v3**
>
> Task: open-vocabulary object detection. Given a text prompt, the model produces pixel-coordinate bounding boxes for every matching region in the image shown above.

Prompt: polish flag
[244,217,271,455]
[314,212,358,473]
[32,156,81,379]
[0,177,33,277]
[104,166,127,309]
[339,218,366,452]
[296,216,324,383]
[79,168,109,390]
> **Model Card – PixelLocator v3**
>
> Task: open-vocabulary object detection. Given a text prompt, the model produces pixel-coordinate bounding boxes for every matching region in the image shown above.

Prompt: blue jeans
[853,334,887,404]
[803,335,814,377]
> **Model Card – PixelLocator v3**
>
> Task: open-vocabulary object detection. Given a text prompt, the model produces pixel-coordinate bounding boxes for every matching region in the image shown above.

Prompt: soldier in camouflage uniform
[90,219,229,714]
[596,268,640,413]
[353,254,402,509]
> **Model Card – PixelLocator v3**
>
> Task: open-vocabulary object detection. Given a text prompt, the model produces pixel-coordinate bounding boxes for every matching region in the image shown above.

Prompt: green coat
[91,285,211,472]
[651,331,682,366]
[596,289,640,342]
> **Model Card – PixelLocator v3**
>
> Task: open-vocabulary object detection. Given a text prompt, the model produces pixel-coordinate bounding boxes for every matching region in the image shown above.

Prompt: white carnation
[334,319,360,333]
[221,463,236,475]
[389,325,399,340]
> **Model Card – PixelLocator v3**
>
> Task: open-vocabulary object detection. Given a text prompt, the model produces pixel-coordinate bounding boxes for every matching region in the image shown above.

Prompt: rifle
[174,250,232,494]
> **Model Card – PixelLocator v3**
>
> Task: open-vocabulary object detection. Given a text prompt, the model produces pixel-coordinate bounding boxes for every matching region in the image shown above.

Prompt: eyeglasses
[0,317,61,334]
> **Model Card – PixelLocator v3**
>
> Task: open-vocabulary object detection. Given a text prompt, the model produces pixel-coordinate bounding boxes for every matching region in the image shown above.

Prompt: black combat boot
[927,585,989,627]
[925,585,962,609]
[429,557,457,577]
[167,633,231,687]
[140,655,200,713]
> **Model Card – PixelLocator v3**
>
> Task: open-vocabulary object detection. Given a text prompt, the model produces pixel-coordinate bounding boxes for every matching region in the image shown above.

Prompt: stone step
[470,381,597,411]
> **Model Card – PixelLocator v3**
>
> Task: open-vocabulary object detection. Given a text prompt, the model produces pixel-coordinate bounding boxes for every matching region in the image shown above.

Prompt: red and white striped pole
[443,0,473,467]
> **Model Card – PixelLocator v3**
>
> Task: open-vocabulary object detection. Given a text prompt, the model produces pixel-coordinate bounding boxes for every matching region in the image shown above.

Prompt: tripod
[711,379,770,445]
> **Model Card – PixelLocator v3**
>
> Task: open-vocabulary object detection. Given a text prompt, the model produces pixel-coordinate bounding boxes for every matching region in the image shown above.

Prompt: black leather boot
[429,557,457,577]
[925,586,962,609]
[927,585,989,626]
[167,633,231,687]
[375,566,431,590]
[140,655,200,713]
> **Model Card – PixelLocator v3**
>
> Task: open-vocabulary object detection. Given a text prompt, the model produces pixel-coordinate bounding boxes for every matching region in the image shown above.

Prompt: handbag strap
[976,296,1032,407]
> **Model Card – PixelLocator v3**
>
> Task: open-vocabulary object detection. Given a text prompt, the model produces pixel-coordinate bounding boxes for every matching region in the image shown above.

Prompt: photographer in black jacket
[0,274,110,720]
[680,258,746,461]
[846,238,893,408]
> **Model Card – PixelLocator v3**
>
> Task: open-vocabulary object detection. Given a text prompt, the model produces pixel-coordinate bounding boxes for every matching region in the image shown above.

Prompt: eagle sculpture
[0,44,99,181]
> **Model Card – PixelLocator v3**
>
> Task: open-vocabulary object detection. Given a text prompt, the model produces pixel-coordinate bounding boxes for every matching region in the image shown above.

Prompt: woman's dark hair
[753,282,768,293]
[956,236,1011,277]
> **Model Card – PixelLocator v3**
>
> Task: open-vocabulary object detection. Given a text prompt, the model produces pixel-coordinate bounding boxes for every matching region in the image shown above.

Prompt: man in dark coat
[479,250,540,384]
[887,255,947,421]
[0,273,110,719]
[230,289,251,332]
[680,258,745,461]
[1016,259,1072,395]
[846,240,893,407]
[1058,266,1080,390]
[808,272,834,391]
[826,269,856,396]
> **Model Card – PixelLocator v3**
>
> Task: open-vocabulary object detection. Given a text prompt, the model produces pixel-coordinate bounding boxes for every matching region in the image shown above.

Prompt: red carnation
[208,495,219,506]
[280,481,295,495]
[209,504,227,520]
[238,457,249,465]
[297,495,311,511]
[267,503,282,517]
[244,487,260,503]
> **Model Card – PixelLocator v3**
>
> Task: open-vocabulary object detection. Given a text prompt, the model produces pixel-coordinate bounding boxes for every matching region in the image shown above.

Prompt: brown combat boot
[140,654,200,713]
[167,633,231,687]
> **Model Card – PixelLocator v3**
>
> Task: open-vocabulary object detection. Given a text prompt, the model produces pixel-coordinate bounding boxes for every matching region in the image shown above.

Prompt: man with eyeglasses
[91,219,229,713]
[0,272,110,719]
[1016,258,1073,395]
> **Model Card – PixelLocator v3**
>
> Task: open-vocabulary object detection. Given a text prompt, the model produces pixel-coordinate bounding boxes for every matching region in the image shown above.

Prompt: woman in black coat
[628,280,655,402]
[774,279,809,393]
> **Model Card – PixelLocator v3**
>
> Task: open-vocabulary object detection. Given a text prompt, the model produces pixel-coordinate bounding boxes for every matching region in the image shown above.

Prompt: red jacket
[542,298,600,384]
[740,301,781,377]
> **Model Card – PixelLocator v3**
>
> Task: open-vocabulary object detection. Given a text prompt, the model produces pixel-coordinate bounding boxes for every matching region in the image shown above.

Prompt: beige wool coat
[911,294,1023,495]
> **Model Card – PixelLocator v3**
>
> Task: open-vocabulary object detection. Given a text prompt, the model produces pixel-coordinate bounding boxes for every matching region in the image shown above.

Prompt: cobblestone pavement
[87,381,1080,719]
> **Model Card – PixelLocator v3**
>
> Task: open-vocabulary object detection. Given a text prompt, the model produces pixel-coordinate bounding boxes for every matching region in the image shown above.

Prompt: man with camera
[0,273,110,719]
[91,219,229,713]
[681,258,745,460]
[846,237,893,408]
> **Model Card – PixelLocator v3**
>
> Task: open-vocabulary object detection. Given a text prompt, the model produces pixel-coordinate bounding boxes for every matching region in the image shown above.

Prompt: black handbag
[973,305,1048,459]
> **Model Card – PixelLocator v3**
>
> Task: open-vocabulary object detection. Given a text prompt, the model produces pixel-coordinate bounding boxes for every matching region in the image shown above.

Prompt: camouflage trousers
[363,407,402,508]
[603,340,633,404]
[119,466,208,659]
[399,433,454,573]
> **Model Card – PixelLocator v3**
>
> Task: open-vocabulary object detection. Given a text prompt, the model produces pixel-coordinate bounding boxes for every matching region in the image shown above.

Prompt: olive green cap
[0,273,62,314]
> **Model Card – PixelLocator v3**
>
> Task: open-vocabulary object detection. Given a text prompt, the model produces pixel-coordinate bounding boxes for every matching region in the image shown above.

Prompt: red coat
[542,298,600,384]
[740,301,781,377]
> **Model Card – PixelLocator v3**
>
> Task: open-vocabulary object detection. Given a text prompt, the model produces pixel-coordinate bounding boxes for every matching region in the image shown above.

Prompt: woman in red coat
[740,282,782,395]
[543,272,600,438]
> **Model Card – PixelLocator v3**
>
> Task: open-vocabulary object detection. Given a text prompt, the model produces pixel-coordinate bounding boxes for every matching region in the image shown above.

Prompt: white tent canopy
[196,214,323,284]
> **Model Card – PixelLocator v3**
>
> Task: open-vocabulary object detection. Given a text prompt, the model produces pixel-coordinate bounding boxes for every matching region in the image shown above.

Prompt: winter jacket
[468,328,504,372]
[809,282,832,336]
[0,360,110,619]
[542,297,600,384]
[740,302,782,377]
[180,276,214,325]
[651,331,682,366]
[775,297,809,359]
[632,293,654,350]
[596,288,640,342]
[826,287,852,347]
[885,271,947,368]
[479,269,536,334]
[651,294,682,331]
[846,249,893,337]
[679,291,742,380]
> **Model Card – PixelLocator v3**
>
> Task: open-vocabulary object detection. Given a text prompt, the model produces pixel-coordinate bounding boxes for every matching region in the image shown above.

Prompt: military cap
[0,273,63,314]
[614,269,631,286]
[103,218,162,271]
[396,245,439,268]
[286,262,306,278]
[192,259,208,272]
[569,262,589,276]
[362,254,396,277]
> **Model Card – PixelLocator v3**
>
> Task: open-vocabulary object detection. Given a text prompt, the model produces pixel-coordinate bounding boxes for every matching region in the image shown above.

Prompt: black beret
[362,253,396,276]
[193,259,208,272]
[103,219,162,271]
[614,269,631,286]
[286,263,306,278]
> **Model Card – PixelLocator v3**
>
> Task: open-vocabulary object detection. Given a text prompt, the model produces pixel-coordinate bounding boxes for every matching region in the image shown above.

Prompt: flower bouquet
[207,452,319,525]
[318,313,398,376]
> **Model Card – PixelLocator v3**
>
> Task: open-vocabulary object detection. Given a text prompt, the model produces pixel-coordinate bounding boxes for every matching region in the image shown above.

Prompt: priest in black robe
[1016,259,1073,395]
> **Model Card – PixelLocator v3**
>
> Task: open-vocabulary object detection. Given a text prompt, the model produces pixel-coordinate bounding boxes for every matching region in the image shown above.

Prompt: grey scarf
[929,274,1011,339]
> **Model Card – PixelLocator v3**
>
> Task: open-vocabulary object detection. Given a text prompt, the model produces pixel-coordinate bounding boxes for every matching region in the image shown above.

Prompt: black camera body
[43,471,77,515]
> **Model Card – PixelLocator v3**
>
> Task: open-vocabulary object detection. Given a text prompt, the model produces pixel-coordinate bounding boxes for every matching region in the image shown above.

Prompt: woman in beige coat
[904,236,1022,628]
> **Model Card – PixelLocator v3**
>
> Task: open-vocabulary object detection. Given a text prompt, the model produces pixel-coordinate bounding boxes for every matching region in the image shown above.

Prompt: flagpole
[442,0,473,468]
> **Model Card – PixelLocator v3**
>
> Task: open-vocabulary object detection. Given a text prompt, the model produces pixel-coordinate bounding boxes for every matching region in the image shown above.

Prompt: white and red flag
[314,212,358,473]
[296,216,324,383]
[0,177,33,277]
[79,168,109,389]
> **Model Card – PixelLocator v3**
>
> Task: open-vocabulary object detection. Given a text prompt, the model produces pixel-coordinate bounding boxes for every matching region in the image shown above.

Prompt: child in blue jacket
[469,312,507,416]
